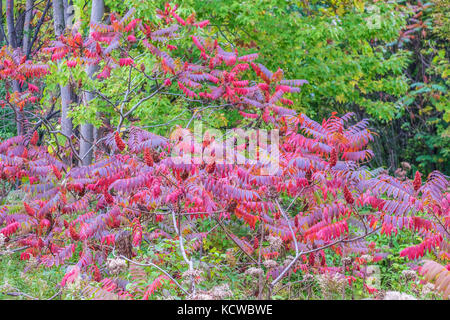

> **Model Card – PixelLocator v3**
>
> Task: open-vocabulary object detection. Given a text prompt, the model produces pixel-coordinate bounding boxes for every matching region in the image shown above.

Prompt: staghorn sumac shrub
[0,4,449,300]
[1,112,448,298]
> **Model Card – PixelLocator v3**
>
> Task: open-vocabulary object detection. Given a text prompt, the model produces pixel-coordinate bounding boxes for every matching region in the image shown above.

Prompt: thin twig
[171,210,195,294]
[213,215,258,264]
[269,226,382,295]
[111,248,188,295]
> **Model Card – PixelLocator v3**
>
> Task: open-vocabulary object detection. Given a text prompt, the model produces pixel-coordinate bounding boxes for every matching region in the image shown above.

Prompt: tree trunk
[0,1,5,44]
[53,0,73,141]
[79,0,104,166]
[14,7,25,47]
[63,0,70,27]
[6,0,17,48]
[6,0,25,135]
[52,0,65,35]
[22,0,34,54]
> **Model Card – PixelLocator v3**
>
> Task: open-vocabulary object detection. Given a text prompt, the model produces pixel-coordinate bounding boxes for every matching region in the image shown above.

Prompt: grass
[0,251,65,300]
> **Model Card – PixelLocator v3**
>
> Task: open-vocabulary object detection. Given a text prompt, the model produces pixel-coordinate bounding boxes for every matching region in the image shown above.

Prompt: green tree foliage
[158,0,449,174]
[4,1,447,174]
[178,0,410,120]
